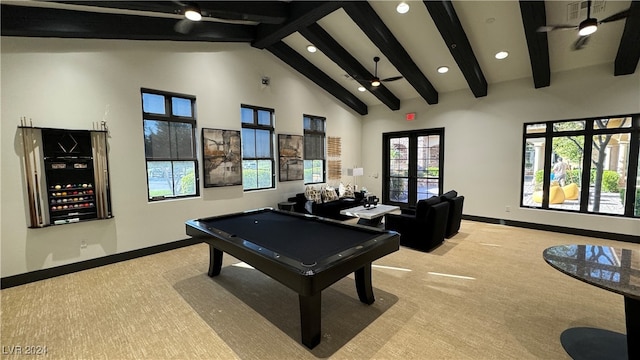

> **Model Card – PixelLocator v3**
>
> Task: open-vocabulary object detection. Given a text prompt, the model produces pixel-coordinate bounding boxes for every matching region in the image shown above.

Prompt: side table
[277,201,296,211]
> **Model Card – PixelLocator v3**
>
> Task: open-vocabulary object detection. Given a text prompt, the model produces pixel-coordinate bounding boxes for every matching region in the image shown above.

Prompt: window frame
[241,104,275,191]
[140,88,200,201]
[520,114,640,218]
[303,114,326,185]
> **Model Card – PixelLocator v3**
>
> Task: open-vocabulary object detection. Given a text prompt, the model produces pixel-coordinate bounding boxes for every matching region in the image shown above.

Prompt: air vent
[567,0,606,21]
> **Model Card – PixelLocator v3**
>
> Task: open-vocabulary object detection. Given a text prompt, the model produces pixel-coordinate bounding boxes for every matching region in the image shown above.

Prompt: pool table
[185,208,400,349]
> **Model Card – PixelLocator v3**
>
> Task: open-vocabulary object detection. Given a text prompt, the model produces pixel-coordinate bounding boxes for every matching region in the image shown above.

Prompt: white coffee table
[340,204,400,227]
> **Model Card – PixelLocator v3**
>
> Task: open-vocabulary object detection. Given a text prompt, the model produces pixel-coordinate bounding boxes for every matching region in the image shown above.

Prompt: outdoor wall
[0,37,363,278]
[360,63,640,237]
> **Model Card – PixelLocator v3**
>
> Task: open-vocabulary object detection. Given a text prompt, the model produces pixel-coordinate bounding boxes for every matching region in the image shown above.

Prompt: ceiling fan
[367,57,403,87]
[537,0,631,50]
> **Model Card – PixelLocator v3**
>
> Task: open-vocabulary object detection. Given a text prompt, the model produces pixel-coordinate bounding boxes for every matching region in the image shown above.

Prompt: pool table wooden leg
[299,292,321,349]
[208,245,223,277]
[355,263,375,304]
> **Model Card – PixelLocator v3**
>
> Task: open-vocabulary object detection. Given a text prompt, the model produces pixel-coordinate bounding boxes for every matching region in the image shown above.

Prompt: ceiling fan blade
[572,35,590,51]
[382,76,403,82]
[537,24,578,32]
[174,19,194,34]
[599,9,630,23]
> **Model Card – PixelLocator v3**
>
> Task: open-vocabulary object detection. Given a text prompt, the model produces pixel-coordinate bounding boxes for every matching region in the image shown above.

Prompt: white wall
[1,38,363,277]
[360,63,640,237]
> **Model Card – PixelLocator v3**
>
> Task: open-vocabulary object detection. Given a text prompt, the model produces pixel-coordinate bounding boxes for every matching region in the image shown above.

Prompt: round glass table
[543,244,639,359]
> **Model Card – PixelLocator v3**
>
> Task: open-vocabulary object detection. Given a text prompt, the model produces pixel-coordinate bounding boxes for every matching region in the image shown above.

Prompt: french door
[382,128,444,207]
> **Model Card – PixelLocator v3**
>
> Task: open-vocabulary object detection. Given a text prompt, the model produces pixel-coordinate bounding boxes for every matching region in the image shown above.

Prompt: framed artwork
[278,134,303,182]
[202,128,242,187]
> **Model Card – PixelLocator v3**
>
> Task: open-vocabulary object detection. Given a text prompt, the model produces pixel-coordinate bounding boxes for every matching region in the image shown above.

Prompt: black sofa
[288,191,364,220]
[440,190,464,238]
[384,196,450,252]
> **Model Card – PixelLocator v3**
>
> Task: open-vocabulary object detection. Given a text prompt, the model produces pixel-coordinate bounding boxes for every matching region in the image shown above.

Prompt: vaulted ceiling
[2,1,639,115]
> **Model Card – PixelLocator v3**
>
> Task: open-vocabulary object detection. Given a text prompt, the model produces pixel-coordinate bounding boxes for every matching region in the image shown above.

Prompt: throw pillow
[343,183,355,198]
[338,183,346,197]
[322,186,339,202]
[305,186,322,204]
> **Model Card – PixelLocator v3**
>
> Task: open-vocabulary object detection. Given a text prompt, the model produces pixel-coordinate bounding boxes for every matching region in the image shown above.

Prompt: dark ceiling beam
[343,2,438,105]
[423,1,487,98]
[614,1,640,76]
[252,1,342,49]
[518,0,550,88]
[267,41,368,115]
[0,4,254,42]
[300,23,400,111]
[54,1,288,24]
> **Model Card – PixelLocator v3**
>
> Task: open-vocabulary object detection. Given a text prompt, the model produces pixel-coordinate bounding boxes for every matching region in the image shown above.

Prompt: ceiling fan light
[185,6,202,21]
[578,18,598,36]
[437,66,449,74]
[396,2,410,14]
[371,79,381,87]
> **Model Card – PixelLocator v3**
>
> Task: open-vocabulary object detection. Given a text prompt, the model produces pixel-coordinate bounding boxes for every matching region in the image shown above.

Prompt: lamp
[185,4,202,21]
[578,18,598,36]
[347,167,364,191]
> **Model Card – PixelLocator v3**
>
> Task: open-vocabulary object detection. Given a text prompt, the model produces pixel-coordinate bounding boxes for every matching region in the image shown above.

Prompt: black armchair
[441,190,464,238]
[385,196,450,252]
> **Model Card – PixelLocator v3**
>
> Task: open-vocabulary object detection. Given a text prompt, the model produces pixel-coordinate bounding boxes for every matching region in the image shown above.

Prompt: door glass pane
[523,138,546,208]
[588,134,627,215]
[389,137,408,177]
[389,178,408,203]
[417,135,439,179]
[549,135,584,210]
[417,179,439,200]
[144,120,170,158]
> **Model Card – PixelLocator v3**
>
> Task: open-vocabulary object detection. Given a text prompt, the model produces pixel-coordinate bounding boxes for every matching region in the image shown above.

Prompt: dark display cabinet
[39,128,111,226]
[45,158,97,224]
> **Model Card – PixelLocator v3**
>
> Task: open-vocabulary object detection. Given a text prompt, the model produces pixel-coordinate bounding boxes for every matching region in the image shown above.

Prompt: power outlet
[505,206,511,212]
[80,240,87,249]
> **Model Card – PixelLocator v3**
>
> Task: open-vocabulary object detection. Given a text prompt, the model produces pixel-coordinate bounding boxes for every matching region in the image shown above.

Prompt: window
[241,104,275,190]
[141,89,199,201]
[521,115,640,218]
[303,115,326,184]
[383,129,444,207]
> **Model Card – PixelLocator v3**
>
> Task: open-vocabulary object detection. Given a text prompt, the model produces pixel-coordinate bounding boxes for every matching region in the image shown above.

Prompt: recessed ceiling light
[495,51,509,60]
[358,86,366,92]
[306,45,317,53]
[396,2,410,14]
[184,5,202,21]
[437,66,449,74]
